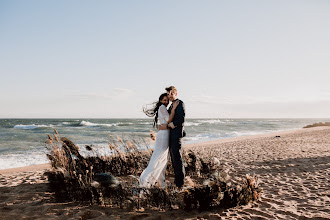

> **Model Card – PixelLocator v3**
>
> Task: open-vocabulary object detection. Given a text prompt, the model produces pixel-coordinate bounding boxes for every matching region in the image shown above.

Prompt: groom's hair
[166,86,177,94]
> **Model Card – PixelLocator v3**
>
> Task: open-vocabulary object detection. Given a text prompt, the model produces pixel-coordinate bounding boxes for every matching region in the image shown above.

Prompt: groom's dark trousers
[168,99,186,187]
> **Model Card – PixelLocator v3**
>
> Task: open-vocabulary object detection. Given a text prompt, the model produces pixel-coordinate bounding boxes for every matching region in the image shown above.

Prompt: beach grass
[44,129,262,211]
[303,122,330,128]
[1,126,330,219]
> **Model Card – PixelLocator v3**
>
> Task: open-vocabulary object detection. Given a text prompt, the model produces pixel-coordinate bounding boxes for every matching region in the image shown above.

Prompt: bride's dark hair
[143,93,168,128]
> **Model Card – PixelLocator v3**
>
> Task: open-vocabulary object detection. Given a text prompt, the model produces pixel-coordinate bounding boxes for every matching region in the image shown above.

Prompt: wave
[184,130,268,144]
[197,119,224,124]
[0,150,49,170]
[79,120,119,127]
[13,124,52,130]
[184,122,201,126]
[139,122,152,125]
[117,122,134,126]
[184,120,223,126]
[184,133,222,144]
[56,122,73,126]
[224,131,265,138]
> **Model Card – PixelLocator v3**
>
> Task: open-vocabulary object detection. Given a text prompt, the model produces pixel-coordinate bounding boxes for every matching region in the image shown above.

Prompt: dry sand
[1,127,329,219]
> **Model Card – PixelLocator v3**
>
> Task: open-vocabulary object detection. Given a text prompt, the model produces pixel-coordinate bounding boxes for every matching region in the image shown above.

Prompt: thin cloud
[71,93,114,99]
[187,95,259,105]
[70,88,134,100]
[112,88,134,96]
[187,94,330,105]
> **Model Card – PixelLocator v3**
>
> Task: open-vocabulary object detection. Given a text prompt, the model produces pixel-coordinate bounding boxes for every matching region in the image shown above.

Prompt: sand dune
[1,127,330,219]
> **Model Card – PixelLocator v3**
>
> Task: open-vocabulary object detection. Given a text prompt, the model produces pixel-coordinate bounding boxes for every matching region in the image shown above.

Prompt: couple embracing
[139,86,186,188]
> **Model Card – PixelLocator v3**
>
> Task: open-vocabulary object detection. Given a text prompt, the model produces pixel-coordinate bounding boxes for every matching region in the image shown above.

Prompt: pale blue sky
[1,0,330,118]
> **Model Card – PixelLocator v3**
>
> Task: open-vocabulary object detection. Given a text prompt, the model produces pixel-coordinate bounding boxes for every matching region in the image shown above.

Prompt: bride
[139,93,178,188]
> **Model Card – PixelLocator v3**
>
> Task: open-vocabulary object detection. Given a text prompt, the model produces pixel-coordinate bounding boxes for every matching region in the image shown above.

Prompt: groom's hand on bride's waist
[158,124,168,130]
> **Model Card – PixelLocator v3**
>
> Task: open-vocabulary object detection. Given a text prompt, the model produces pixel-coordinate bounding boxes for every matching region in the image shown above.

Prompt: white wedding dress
[139,104,170,188]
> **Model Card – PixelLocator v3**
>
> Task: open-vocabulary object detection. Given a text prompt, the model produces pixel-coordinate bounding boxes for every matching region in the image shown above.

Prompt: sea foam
[197,119,223,124]
[79,120,118,127]
[13,124,51,129]
[0,150,49,170]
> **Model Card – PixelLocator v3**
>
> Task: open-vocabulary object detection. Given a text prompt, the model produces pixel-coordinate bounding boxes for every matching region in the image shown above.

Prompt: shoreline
[0,127,299,173]
[0,126,329,219]
[0,126,328,174]
[185,126,330,147]
[1,118,327,171]
[0,163,50,175]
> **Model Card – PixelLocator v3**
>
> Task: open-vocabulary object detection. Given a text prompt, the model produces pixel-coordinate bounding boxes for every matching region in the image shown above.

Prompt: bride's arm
[168,101,179,123]
[158,105,167,130]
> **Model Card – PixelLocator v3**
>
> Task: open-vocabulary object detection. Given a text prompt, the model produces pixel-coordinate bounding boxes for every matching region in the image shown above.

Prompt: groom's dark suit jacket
[168,98,186,187]
[168,99,186,138]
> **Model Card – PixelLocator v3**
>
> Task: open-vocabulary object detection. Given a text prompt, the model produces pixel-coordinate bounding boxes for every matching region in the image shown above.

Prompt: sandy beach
[1,127,329,219]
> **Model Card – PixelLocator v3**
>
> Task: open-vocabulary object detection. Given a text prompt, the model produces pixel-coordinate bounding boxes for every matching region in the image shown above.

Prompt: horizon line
[0,117,330,120]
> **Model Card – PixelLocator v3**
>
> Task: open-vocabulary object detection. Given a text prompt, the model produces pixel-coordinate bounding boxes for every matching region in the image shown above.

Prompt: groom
[159,86,186,187]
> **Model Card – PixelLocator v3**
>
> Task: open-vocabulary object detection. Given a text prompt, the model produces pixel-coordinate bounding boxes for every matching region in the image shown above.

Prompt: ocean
[0,118,326,169]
